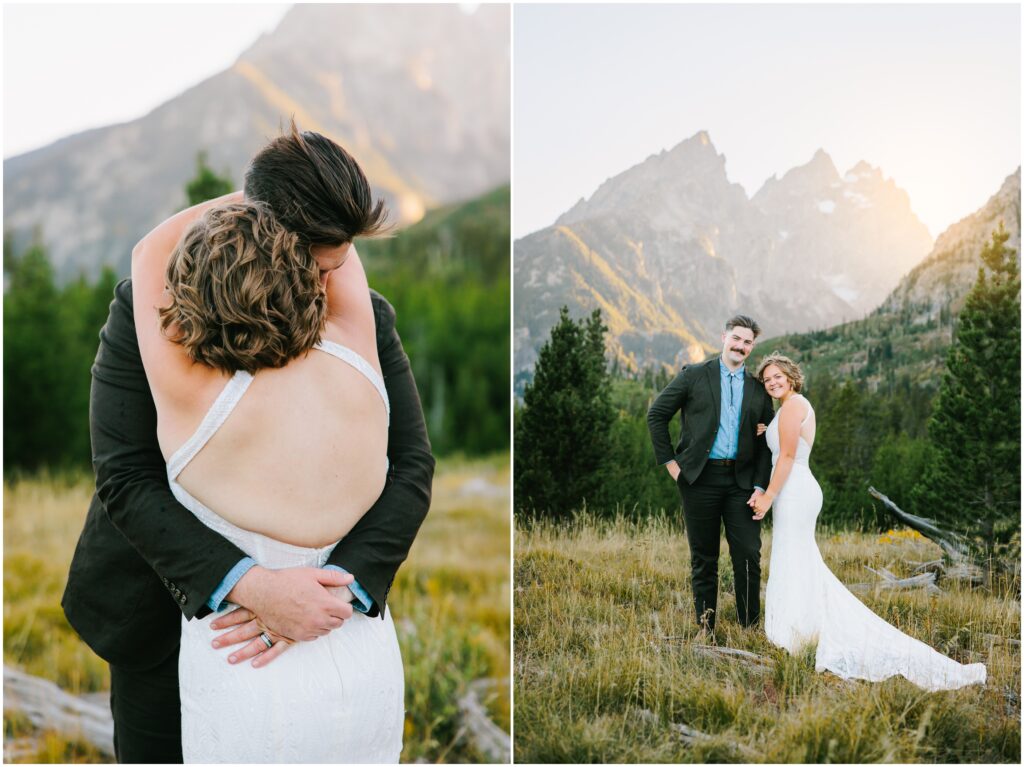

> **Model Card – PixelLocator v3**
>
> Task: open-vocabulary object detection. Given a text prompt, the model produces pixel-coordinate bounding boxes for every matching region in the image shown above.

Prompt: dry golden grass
[515,513,1020,764]
[4,459,510,764]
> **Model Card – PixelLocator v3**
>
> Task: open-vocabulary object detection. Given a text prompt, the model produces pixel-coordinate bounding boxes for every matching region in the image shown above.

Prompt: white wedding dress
[764,394,986,691]
[168,340,405,763]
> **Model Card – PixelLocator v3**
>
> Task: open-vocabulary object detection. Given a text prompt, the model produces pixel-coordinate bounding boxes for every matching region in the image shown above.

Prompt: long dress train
[764,394,986,691]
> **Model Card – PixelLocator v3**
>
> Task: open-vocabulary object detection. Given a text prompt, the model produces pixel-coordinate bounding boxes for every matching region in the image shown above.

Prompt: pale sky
[3,3,291,158]
[514,3,1021,239]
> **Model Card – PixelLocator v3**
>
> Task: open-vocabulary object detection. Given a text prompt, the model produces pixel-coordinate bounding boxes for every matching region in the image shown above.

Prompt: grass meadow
[515,512,1020,764]
[3,457,510,763]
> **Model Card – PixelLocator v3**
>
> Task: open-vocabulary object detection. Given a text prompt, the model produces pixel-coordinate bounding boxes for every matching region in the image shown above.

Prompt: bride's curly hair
[755,352,805,393]
[159,201,327,375]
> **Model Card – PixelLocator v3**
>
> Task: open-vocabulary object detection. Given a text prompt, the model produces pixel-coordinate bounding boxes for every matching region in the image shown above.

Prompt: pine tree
[59,267,120,466]
[3,241,72,469]
[185,151,233,206]
[913,225,1020,553]
[514,307,614,517]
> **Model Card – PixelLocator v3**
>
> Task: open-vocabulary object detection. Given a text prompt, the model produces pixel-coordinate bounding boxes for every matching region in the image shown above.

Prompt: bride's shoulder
[781,394,811,414]
[789,394,813,419]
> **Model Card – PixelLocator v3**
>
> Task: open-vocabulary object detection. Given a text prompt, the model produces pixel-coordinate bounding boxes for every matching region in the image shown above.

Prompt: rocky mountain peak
[796,148,841,186]
[556,130,737,231]
[657,130,727,176]
[883,166,1021,318]
[846,159,880,178]
[518,138,947,375]
[666,129,716,154]
[751,148,841,205]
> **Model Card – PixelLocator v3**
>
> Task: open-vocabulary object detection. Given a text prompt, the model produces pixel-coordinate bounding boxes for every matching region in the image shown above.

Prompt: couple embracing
[62,125,433,763]
[648,315,986,692]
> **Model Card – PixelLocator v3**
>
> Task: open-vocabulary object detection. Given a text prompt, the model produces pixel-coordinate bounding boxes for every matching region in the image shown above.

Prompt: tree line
[515,228,1020,558]
[3,155,509,474]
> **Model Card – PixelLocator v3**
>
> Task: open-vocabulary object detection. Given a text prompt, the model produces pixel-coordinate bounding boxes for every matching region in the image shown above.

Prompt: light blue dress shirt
[206,558,373,614]
[709,359,745,460]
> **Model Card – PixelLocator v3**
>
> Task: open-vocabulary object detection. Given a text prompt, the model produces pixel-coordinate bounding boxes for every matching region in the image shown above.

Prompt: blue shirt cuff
[324,565,373,614]
[754,486,766,493]
[207,557,257,612]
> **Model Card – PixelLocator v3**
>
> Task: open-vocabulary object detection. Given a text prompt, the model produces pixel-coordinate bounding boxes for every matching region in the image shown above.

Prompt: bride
[132,146,403,759]
[749,352,986,692]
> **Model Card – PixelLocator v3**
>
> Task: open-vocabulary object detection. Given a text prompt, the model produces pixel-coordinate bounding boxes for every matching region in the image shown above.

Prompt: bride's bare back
[133,196,388,549]
[172,327,388,548]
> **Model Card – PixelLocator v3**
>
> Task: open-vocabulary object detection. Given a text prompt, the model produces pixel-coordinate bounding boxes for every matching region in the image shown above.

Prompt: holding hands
[749,490,773,520]
[750,423,773,518]
[210,567,357,667]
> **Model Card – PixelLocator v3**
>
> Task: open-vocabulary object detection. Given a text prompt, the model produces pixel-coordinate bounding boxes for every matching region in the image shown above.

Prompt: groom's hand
[665,460,681,481]
[221,566,356,641]
[749,489,773,520]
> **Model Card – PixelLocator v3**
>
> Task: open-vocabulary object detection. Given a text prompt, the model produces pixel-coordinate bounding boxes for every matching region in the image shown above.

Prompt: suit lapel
[740,371,757,429]
[705,359,721,419]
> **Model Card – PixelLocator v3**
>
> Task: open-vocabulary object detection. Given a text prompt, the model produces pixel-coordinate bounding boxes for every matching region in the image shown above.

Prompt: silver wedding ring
[259,631,274,649]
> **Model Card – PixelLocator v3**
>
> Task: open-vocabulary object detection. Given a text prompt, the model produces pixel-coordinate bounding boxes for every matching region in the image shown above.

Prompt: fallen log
[2,665,114,757]
[868,487,987,584]
[849,565,942,595]
[456,677,510,764]
[633,707,759,758]
[690,644,770,665]
[908,558,986,585]
[634,707,710,745]
[982,633,1022,648]
[658,637,771,666]
[868,487,972,559]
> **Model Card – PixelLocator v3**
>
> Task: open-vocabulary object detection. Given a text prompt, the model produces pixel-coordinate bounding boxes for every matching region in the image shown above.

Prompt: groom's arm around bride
[61,276,433,762]
[62,277,434,654]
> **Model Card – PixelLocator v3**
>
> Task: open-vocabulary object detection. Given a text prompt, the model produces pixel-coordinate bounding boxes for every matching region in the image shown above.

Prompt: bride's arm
[131,191,244,391]
[754,398,806,519]
[138,190,244,250]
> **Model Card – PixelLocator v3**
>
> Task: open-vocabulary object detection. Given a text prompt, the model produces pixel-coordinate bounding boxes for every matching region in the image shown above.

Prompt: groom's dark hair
[244,119,390,247]
[725,314,761,338]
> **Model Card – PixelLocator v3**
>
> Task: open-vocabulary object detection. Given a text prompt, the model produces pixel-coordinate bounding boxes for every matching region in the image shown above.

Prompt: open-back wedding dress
[168,340,405,763]
[764,394,986,691]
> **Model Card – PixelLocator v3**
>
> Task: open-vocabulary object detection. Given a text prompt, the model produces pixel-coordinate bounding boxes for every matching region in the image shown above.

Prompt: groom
[647,315,774,632]
[62,126,435,763]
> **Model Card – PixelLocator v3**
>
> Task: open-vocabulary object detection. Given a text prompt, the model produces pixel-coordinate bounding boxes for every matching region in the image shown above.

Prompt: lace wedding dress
[764,394,986,691]
[168,340,405,763]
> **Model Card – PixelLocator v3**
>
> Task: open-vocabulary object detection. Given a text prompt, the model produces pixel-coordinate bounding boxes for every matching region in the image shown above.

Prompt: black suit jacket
[62,279,434,671]
[647,356,774,490]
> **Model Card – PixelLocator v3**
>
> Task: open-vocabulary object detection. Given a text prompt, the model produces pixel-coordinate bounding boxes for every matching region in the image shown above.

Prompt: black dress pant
[109,646,182,764]
[677,462,762,630]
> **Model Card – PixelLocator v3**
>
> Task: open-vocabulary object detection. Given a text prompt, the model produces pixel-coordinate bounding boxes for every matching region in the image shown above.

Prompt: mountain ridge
[514,131,935,376]
[759,166,1020,387]
[3,4,510,281]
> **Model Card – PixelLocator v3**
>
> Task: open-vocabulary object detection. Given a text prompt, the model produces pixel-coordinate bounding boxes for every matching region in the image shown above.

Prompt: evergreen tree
[59,267,120,466]
[360,186,510,456]
[185,151,233,206]
[912,226,1020,553]
[514,307,614,517]
[810,378,890,529]
[3,241,72,470]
